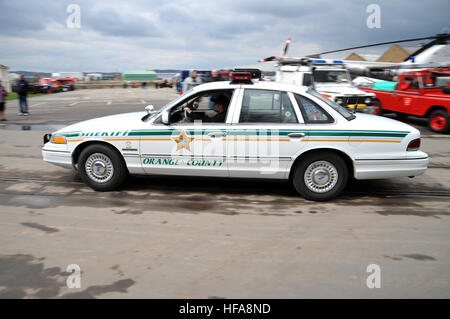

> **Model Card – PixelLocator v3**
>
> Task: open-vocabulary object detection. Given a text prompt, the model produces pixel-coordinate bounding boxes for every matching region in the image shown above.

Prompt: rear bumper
[354,156,429,180]
[42,148,73,169]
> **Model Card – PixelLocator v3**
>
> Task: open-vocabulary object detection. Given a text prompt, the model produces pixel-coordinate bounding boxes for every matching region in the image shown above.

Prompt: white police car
[42,70,429,201]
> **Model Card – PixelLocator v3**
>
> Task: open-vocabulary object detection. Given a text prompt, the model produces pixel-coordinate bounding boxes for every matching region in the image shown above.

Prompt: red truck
[361,68,450,133]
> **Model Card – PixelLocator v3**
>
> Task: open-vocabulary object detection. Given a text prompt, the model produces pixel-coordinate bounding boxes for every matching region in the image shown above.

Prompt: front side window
[168,89,234,124]
[239,89,298,123]
[314,70,350,83]
[398,77,420,91]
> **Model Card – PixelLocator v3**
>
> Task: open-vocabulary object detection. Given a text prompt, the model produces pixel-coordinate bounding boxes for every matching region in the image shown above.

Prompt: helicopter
[259,33,450,81]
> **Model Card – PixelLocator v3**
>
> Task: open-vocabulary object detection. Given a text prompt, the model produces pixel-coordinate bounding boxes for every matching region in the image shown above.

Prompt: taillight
[407,138,421,151]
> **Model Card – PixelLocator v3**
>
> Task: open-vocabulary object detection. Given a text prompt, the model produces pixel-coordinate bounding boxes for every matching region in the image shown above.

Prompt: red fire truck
[361,68,450,133]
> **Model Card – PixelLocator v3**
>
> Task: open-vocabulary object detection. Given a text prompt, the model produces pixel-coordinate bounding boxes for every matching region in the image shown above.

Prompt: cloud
[84,6,161,38]
[0,0,448,71]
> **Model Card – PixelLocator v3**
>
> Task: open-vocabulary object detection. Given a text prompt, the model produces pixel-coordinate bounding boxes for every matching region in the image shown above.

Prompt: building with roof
[122,70,157,81]
[345,45,422,63]
[52,72,85,81]
[345,53,380,62]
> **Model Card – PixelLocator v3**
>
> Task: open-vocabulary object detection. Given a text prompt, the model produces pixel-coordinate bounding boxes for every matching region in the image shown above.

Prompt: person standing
[182,70,201,93]
[207,69,224,109]
[208,69,223,82]
[0,80,8,121]
[17,75,29,115]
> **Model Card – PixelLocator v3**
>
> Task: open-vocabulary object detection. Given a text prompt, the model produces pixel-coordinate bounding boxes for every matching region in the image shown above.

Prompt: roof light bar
[230,68,261,84]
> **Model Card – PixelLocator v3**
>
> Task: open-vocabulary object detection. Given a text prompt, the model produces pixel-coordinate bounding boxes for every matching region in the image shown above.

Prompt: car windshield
[314,70,350,83]
[306,88,356,121]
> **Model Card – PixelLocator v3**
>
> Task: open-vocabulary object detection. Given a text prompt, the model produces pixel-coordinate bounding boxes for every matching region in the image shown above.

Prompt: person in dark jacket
[207,69,224,109]
[17,75,29,115]
[0,80,8,121]
[208,69,223,82]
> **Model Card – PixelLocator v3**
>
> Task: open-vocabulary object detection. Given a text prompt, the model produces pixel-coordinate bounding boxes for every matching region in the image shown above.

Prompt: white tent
[0,64,11,92]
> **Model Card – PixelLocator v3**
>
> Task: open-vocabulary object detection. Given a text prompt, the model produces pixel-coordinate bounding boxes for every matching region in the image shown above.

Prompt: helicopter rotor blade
[316,35,440,55]
[258,56,279,63]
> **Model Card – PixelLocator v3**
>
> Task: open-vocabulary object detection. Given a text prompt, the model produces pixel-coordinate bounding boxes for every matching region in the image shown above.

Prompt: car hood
[54,112,147,135]
[349,113,419,134]
[316,84,375,96]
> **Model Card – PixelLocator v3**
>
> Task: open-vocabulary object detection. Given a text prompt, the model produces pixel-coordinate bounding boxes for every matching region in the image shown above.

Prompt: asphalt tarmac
[0,88,449,298]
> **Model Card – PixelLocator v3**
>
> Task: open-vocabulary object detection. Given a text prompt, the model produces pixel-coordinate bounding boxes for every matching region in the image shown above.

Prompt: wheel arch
[425,105,449,118]
[71,140,128,173]
[288,148,354,181]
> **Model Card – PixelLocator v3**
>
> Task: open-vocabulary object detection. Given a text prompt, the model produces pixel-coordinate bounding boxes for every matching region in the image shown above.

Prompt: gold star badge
[172,130,195,151]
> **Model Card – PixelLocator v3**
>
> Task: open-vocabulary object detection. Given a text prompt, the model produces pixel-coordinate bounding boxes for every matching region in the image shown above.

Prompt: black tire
[292,152,349,201]
[78,144,128,191]
[373,100,384,116]
[428,110,450,134]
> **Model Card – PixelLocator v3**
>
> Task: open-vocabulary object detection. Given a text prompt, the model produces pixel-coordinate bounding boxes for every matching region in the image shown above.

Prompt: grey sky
[0,0,448,72]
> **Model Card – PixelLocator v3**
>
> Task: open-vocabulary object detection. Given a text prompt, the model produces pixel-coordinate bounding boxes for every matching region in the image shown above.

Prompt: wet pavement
[0,88,449,298]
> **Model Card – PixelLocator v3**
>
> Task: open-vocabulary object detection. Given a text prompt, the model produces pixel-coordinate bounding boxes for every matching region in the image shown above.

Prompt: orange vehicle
[361,68,450,133]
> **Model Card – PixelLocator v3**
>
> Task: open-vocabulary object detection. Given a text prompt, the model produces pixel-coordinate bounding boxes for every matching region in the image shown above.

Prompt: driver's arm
[183,99,200,115]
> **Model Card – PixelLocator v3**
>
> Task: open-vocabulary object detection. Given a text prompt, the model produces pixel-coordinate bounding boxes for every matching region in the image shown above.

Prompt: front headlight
[364,97,371,104]
[336,98,344,105]
[51,135,67,144]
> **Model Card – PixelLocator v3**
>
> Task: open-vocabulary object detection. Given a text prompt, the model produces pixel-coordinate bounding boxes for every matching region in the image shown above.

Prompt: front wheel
[78,144,128,191]
[428,110,450,133]
[292,152,349,201]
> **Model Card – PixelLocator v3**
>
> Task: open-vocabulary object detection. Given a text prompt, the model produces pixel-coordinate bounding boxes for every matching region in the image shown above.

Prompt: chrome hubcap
[85,153,114,183]
[304,161,338,193]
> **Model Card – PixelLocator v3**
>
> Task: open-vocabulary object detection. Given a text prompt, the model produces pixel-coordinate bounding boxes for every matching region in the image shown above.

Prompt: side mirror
[162,110,170,124]
[145,104,156,114]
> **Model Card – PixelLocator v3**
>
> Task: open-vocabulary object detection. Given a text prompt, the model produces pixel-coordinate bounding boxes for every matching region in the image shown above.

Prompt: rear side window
[294,94,334,124]
[239,89,298,123]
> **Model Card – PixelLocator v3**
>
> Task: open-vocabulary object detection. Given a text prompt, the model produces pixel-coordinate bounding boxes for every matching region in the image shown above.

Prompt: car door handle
[288,133,305,138]
[208,132,227,138]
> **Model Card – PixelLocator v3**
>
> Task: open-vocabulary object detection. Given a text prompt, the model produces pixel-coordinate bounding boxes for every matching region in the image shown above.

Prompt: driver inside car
[183,95,229,123]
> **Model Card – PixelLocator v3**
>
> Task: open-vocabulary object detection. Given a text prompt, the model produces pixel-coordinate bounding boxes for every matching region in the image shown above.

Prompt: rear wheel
[78,144,128,191]
[428,110,450,133]
[292,152,349,201]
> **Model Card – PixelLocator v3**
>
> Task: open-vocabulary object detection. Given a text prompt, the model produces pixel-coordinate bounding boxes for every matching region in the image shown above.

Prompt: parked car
[42,70,428,201]
[361,68,450,133]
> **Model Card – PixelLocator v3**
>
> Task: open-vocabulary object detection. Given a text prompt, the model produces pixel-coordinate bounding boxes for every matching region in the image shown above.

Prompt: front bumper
[354,156,429,180]
[42,148,73,169]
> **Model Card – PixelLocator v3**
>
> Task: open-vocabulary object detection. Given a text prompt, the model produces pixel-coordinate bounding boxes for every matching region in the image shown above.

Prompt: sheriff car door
[140,89,238,177]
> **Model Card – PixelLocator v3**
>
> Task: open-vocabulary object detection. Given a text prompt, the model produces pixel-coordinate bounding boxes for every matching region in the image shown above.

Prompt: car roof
[192,80,309,95]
